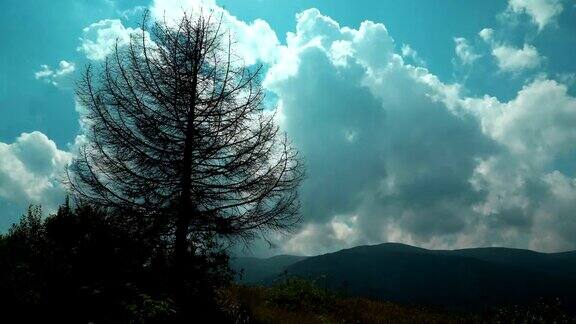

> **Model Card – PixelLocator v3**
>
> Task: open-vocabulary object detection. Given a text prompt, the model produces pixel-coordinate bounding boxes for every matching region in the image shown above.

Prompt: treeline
[0,202,232,322]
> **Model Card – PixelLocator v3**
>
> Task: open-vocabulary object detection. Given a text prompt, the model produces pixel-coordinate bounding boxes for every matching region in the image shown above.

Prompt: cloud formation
[0,132,71,226]
[401,44,426,66]
[478,28,494,42]
[78,19,145,61]
[150,0,280,65]
[262,8,499,255]
[9,0,576,258]
[79,2,280,66]
[34,60,76,86]
[461,78,576,251]
[479,3,546,75]
[454,37,481,65]
[258,8,576,255]
[507,0,563,30]
[492,43,542,72]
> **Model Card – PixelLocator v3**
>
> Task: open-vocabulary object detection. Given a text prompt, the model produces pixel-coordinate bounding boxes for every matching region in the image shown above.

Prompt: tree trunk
[174,33,201,309]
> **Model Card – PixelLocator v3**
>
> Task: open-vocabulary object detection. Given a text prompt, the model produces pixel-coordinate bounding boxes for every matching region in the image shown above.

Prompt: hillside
[220,280,574,323]
[232,243,576,311]
[220,282,479,323]
[232,254,308,284]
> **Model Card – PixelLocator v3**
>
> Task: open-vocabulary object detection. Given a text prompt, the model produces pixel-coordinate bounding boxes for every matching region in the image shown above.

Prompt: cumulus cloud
[477,25,542,74]
[0,132,72,226]
[34,60,76,86]
[257,8,576,255]
[454,37,481,65]
[478,28,494,43]
[65,1,576,256]
[78,19,145,61]
[507,0,563,30]
[263,8,503,254]
[150,0,280,65]
[283,215,362,255]
[461,79,576,251]
[79,1,280,65]
[492,43,541,72]
[401,44,426,66]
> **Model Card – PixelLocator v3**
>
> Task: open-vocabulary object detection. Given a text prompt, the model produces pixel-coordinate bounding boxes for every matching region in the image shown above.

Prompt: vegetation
[46,10,303,321]
[219,280,472,323]
[257,243,576,311]
[0,203,231,322]
[219,280,576,324]
[2,206,575,322]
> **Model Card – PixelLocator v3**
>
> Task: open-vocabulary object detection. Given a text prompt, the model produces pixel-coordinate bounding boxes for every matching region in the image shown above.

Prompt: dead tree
[68,12,304,277]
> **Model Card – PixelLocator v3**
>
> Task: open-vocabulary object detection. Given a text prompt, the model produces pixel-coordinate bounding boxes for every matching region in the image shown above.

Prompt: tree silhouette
[68,11,304,305]
[0,202,182,322]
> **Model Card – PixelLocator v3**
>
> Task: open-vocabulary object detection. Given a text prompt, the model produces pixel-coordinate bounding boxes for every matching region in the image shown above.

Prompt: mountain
[231,254,308,284]
[445,247,576,279]
[233,243,576,310]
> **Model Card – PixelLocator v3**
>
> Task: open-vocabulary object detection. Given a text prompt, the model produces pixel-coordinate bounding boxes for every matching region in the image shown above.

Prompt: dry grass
[218,280,575,323]
[218,282,477,324]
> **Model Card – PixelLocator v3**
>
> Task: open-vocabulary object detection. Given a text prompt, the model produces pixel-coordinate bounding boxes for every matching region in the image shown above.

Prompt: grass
[217,279,478,323]
[217,278,576,323]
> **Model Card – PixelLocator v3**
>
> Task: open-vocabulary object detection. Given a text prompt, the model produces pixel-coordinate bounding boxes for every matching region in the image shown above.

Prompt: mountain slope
[445,247,576,279]
[235,243,576,310]
[231,254,308,284]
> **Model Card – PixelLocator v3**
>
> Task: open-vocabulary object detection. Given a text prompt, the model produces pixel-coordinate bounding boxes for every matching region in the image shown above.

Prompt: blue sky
[1,0,576,256]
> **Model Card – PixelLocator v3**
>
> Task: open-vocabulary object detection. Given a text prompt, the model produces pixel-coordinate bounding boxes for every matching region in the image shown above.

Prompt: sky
[1,0,576,257]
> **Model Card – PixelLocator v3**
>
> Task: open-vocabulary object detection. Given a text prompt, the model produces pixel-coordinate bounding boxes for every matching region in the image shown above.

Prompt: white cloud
[0,132,72,224]
[508,0,563,30]
[265,8,498,254]
[283,215,363,255]
[261,8,576,255]
[150,0,280,65]
[454,37,481,65]
[401,44,426,66]
[34,60,76,86]
[451,78,576,148]
[477,23,543,74]
[78,19,144,61]
[492,43,541,72]
[479,28,494,42]
[461,78,576,251]
[34,65,53,79]
[67,2,576,256]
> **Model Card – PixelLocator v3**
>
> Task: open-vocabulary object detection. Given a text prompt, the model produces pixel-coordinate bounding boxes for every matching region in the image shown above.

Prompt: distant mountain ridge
[232,243,576,310]
[231,254,308,284]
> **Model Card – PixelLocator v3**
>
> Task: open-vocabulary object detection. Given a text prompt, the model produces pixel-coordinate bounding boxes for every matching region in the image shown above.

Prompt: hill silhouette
[232,254,308,284]
[233,243,576,310]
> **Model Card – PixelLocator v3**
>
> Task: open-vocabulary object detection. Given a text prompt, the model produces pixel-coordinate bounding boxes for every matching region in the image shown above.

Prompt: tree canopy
[69,12,303,259]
